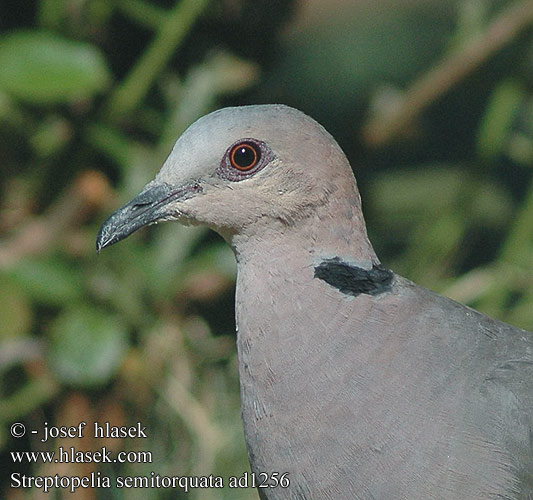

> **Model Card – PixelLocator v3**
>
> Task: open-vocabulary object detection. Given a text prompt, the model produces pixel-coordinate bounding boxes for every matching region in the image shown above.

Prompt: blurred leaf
[470,179,513,226]
[0,90,33,130]
[277,5,453,117]
[498,178,533,268]
[186,243,236,281]
[149,224,207,297]
[105,0,210,119]
[7,256,83,306]
[0,280,32,339]
[402,212,466,284]
[38,0,67,30]
[0,375,58,425]
[369,165,516,285]
[451,0,490,48]
[507,289,533,330]
[115,0,166,30]
[371,166,512,228]
[91,244,152,326]
[86,122,137,168]
[47,305,128,387]
[508,132,533,166]
[0,30,111,104]
[370,166,463,219]
[30,115,72,158]
[477,79,524,160]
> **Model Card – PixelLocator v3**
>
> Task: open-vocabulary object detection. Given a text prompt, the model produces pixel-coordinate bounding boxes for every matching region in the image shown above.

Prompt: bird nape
[97,104,533,500]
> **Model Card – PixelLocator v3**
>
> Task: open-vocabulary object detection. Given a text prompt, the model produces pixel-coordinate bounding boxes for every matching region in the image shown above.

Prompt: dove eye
[229,142,261,171]
[218,138,273,182]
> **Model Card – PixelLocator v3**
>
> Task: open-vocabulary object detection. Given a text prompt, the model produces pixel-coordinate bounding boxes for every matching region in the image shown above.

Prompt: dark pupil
[234,145,256,168]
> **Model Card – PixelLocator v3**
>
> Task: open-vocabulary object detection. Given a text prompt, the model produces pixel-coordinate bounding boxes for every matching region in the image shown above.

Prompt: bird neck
[229,190,379,270]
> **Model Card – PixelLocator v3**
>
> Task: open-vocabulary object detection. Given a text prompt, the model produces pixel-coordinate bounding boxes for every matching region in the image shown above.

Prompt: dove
[97,104,533,499]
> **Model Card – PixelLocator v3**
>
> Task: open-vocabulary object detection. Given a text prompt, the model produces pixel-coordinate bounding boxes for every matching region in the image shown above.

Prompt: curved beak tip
[95,181,201,253]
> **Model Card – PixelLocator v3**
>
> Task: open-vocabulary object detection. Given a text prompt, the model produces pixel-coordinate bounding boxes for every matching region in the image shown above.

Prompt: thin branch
[105,0,211,121]
[115,0,166,30]
[161,374,224,476]
[363,0,533,147]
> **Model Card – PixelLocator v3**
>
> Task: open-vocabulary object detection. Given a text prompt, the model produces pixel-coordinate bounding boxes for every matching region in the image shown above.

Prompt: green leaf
[370,167,464,219]
[0,30,111,104]
[8,257,83,306]
[47,305,128,387]
[477,79,524,160]
[0,279,32,339]
[185,243,236,280]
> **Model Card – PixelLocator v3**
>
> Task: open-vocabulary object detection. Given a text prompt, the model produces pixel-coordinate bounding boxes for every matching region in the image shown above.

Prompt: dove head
[96,105,376,262]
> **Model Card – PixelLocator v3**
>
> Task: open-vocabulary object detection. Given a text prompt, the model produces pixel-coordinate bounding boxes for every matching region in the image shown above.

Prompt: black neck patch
[314,258,393,297]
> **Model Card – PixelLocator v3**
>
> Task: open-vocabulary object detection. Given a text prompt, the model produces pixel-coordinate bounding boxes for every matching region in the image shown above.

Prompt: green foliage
[8,256,84,306]
[0,0,531,499]
[0,280,31,340]
[477,79,525,160]
[0,31,111,104]
[47,305,128,387]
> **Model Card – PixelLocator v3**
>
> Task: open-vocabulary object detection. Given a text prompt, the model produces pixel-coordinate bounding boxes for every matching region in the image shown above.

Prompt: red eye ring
[229,142,260,171]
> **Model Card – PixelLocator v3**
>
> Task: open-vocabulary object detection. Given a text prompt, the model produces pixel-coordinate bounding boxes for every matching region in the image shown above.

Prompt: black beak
[96,181,201,252]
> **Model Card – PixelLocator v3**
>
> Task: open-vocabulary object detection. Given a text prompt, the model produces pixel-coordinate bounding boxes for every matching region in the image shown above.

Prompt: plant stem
[363,0,533,146]
[105,0,210,121]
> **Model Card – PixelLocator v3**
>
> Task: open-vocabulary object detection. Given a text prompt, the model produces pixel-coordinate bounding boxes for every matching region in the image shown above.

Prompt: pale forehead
[180,104,322,145]
[156,105,329,185]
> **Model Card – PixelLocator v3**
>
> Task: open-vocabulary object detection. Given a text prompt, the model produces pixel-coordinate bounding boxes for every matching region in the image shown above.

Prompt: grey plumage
[97,104,533,499]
